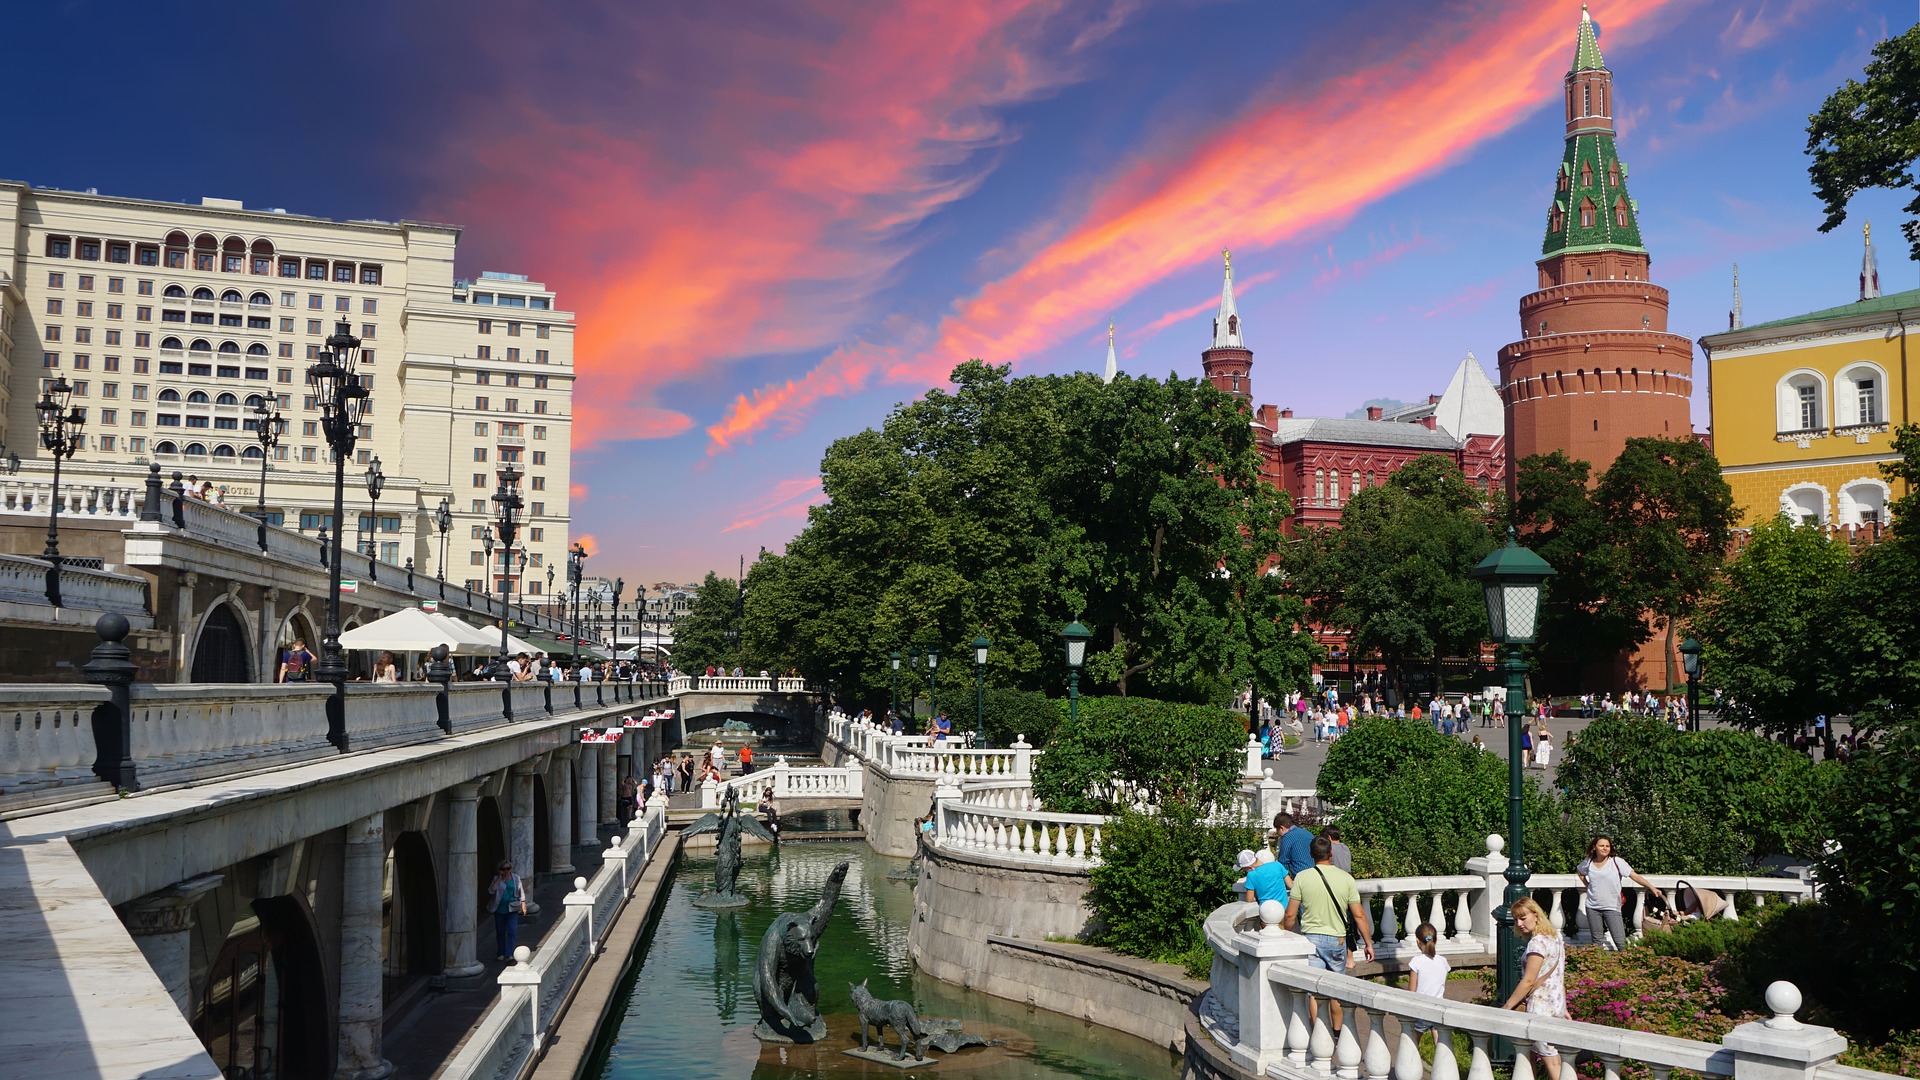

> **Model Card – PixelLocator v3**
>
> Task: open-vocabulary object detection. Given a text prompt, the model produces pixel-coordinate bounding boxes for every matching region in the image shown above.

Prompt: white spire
[1102,320,1118,384]
[1730,263,1743,330]
[1212,249,1244,349]
[1861,220,1881,301]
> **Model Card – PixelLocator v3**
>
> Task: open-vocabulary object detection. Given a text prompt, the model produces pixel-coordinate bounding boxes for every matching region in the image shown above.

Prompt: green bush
[1564,945,1756,1044]
[1086,801,1258,963]
[1818,722,1920,1039]
[1031,696,1245,814]
[977,687,1062,748]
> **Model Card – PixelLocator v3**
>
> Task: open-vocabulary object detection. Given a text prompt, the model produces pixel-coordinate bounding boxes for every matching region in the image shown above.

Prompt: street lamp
[251,399,282,551]
[973,633,991,748]
[926,646,940,726]
[907,647,921,725]
[568,542,588,667]
[890,650,902,727]
[1468,527,1555,1035]
[35,376,87,607]
[1679,635,1703,733]
[612,577,625,655]
[1061,619,1091,723]
[307,319,370,750]
[434,496,453,583]
[491,463,523,701]
[362,455,385,581]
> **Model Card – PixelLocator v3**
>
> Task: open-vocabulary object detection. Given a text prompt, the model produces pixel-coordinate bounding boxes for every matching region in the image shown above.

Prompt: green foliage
[1031,696,1247,815]
[671,571,742,674]
[1805,23,1920,262]
[737,361,1314,708]
[1817,722,1920,1036]
[1317,716,1557,876]
[1511,452,1649,673]
[1086,802,1258,962]
[976,687,1062,749]
[1552,718,1835,867]
[1564,946,1756,1044]
[1694,514,1851,736]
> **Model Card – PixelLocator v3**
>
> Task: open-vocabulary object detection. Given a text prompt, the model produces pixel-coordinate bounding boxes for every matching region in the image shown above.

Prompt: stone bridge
[666,676,821,745]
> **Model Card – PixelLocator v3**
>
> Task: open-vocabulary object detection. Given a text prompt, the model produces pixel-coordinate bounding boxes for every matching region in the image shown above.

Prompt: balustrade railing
[0,685,113,810]
[933,789,1105,869]
[697,759,864,808]
[0,553,150,619]
[128,684,337,786]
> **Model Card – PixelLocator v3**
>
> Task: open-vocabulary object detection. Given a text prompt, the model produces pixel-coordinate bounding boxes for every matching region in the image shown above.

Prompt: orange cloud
[1129,270,1281,343]
[570,483,589,501]
[424,1,1135,450]
[721,475,827,533]
[575,533,600,556]
[712,0,1682,446]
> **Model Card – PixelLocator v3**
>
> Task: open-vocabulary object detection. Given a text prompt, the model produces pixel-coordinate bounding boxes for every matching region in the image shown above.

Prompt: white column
[174,571,198,683]
[119,873,224,1017]
[548,747,577,875]
[258,587,279,684]
[442,780,486,985]
[510,760,539,879]
[574,746,600,849]
[598,742,617,826]
[336,813,393,1079]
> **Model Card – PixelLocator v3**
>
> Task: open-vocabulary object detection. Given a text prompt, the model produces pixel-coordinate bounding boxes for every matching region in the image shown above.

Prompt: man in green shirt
[1284,834,1374,1037]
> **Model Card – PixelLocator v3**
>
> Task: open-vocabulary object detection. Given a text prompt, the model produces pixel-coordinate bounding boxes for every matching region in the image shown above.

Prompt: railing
[341,684,447,750]
[667,675,693,695]
[441,797,671,1080]
[959,779,1038,809]
[0,479,143,519]
[0,685,113,810]
[1198,898,1880,1080]
[891,744,1029,778]
[0,553,151,620]
[696,759,864,808]
[933,786,1106,869]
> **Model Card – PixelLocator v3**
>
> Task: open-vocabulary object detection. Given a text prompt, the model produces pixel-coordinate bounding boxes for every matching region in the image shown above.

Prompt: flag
[579,727,623,745]
[420,600,439,612]
[340,580,359,594]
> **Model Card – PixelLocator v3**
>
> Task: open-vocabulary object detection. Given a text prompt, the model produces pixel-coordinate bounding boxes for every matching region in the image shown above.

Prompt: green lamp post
[973,633,991,748]
[908,647,921,725]
[927,646,941,725]
[1468,527,1555,1052]
[1061,619,1091,722]
[890,650,902,728]
[1679,635,1702,732]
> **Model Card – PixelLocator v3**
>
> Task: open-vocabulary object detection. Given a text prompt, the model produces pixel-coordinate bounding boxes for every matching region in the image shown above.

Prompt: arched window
[244,394,266,408]
[1580,160,1593,187]
[188,391,211,404]
[1838,479,1891,527]
[218,341,240,354]
[1351,470,1361,497]
[1835,363,1888,427]
[1583,83,1592,116]
[220,289,242,303]
[1780,484,1827,526]
[213,445,237,459]
[190,339,213,353]
[249,291,271,305]
[247,343,269,356]
[193,287,215,301]
[1579,199,1595,228]
[156,440,179,455]
[216,392,239,406]
[1776,370,1827,433]
[158,389,181,402]
[1614,198,1629,227]
[164,284,187,300]
[184,443,209,458]
[242,445,265,461]
[1608,163,1620,188]
[1314,469,1325,502]
[162,337,184,351]
[250,239,274,275]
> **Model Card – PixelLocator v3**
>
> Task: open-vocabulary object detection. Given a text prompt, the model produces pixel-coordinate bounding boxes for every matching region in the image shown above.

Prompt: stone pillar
[259,588,280,686]
[119,873,224,1017]
[336,813,393,1079]
[442,780,487,986]
[510,759,539,880]
[174,571,198,683]
[1722,983,1847,1080]
[1464,834,1509,947]
[548,748,577,875]
[598,741,617,828]
[575,745,600,849]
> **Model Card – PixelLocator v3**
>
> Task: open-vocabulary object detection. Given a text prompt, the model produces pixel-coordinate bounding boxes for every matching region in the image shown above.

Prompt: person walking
[1499,896,1567,1078]
[1520,723,1534,767]
[1407,921,1450,1036]
[277,638,315,683]
[1577,835,1664,949]
[1534,728,1554,770]
[1321,824,1353,873]
[739,743,755,776]
[1241,848,1288,906]
[1282,834,1374,1039]
[708,742,726,776]
[488,860,528,961]
[1272,812,1315,883]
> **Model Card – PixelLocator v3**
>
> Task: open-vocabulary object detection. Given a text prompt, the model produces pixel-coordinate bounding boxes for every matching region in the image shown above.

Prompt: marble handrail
[933,794,1105,869]
[0,685,113,810]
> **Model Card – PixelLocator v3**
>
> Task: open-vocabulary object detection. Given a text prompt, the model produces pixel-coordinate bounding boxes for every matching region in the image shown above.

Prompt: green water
[585,835,1183,1079]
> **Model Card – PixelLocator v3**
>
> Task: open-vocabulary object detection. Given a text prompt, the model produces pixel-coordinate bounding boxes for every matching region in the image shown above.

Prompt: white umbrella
[425,613,507,654]
[340,608,491,656]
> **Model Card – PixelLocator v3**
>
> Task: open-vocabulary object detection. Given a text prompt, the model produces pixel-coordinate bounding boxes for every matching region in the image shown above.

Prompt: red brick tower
[1496,6,1693,495]
[1202,250,1253,402]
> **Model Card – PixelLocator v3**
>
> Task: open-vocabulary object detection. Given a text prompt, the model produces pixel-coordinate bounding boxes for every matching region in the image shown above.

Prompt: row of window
[1549,196,1631,234]
[1776,365,1887,433]
[475,319,552,338]
[474,448,551,464]
[474,371,554,387]
[1780,481,1890,528]
[472,397,554,414]
[44,232,383,284]
[474,345,553,363]
[158,285,379,315]
[471,472,552,490]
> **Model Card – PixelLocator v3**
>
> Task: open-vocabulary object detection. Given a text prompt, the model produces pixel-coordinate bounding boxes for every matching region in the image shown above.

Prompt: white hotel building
[0,181,575,597]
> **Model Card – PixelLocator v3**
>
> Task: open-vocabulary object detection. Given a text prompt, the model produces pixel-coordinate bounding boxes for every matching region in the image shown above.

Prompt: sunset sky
[14,1,1917,582]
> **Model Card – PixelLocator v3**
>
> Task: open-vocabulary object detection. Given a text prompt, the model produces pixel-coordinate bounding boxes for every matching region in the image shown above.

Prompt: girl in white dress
[1501,896,1566,1078]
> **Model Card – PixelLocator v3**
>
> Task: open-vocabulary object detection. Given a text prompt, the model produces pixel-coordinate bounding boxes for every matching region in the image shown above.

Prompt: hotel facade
[0,181,575,597]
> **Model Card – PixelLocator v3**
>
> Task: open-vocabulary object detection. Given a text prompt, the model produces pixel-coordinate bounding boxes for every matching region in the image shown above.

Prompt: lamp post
[434,497,453,582]
[481,531,494,618]
[491,464,523,700]
[361,455,385,581]
[568,543,588,668]
[1061,619,1091,723]
[907,647,921,726]
[1679,635,1702,732]
[973,634,990,748]
[890,650,902,726]
[34,376,87,608]
[1468,527,1555,1044]
[251,399,282,551]
[611,578,625,657]
[927,647,940,725]
[307,320,370,750]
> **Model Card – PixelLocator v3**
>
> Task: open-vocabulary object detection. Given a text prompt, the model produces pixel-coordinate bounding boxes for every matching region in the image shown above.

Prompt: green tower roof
[1573,6,1606,71]
[1541,134,1644,257]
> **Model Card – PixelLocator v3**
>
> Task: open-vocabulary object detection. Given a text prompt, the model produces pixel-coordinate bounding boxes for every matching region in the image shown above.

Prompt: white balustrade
[891,745,1025,778]
[0,686,113,809]
[933,798,1105,869]
[667,675,693,695]
[127,684,337,785]
[0,554,151,620]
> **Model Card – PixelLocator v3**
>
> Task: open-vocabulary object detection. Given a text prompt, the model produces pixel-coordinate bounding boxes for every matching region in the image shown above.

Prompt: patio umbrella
[339,608,491,656]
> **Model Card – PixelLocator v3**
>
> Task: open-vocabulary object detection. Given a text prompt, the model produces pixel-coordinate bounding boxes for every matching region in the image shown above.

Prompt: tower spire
[1103,320,1118,384]
[1861,220,1881,301]
[1573,4,1606,72]
[1730,263,1742,330]
[1212,249,1243,348]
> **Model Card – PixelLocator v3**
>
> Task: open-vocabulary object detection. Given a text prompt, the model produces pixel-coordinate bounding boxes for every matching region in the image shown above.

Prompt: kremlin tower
[1496,6,1694,494]
[1202,251,1253,402]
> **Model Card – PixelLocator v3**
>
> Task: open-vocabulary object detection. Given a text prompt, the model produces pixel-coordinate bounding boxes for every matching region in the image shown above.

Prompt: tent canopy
[340,608,491,656]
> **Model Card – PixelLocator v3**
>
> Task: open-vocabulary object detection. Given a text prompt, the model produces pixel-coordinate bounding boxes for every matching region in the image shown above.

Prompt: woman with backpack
[1577,835,1665,949]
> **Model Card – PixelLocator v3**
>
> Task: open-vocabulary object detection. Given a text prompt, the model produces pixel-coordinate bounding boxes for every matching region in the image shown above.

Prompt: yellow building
[1702,262,1914,530]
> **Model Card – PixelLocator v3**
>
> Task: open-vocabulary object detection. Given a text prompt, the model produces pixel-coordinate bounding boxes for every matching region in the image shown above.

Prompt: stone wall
[860,765,935,858]
[1182,1008,1255,1080]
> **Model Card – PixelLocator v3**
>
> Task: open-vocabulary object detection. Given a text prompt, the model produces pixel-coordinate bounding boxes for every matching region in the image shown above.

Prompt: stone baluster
[336,812,393,1079]
[1362,1027,1392,1080]
[1377,894,1400,947]
[1573,890,1591,944]
[1513,1050,1537,1080]
[1467,1034,1495,1080]
[1547,888,1567,937]
[1598,1055,1624,1080]
[1431,1024,1460,1080]
[442,779,487,987]
[1451,888,1473,940]
[119,873,224,1017]
[1309,1014,1336,1076]
[1285,985,1313,1069]
[1333,1007,1362,1080]
[1391,1031,1422,1080]
[548,746,578,876]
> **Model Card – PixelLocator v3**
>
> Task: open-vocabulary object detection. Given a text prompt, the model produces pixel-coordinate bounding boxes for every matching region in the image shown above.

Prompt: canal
[583,832,1182,1078]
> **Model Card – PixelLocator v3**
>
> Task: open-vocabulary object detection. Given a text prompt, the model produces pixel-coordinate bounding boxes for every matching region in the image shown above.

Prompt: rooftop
[1722,287,1920,336]
[1268,416,1463,451]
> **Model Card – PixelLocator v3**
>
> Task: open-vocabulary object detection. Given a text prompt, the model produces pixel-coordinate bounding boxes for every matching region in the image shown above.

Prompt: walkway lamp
[1061,619,1091,723]
[490,464,523,692]
[889,650,902,725]
[307,320,369,749]
[926,647,940,724]
[34,376,87,608]
[362,455,385,581]
[973,634,990,748]
[1679,635,1702,732]
[907,647,921,725]
[435,497,453,584]
[1468,527,1554,1039]
[568,543,588,668]
[251,399,282,551]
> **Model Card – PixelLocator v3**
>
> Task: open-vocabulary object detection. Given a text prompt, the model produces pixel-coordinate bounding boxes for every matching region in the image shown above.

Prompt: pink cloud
[721,475,827,533]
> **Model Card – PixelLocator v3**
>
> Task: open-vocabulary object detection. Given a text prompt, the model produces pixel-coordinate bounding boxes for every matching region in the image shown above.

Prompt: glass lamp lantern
[1468,529,1556,645]
[1061,619,1092,668]
[1679,636,1702,679]
[973,634,990,666]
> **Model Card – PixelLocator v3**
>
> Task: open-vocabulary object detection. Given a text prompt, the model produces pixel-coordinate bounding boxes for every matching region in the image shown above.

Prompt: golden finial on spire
[1223,249,1231,270]
[1108,319,1115,342]
[1864,220,1872,246]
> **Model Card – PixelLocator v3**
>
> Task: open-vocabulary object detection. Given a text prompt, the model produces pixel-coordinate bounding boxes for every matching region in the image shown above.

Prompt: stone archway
[192,894,332,1079]
[190,603,254,683]
[383,831,442,1001]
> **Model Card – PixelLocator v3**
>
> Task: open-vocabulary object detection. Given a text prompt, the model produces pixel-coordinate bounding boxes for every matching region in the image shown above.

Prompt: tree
[1590,437,1737,688]
[1816,722,1920,1037]
[1693,513,1851,736]
[1818,423,1920,731]
[1511,452,1643,675]
[672,571,741,674]
[1287,455,1494,695]
[1806,24,1920,262]
[1087,802,1259,962]
[1029,696,1246,815]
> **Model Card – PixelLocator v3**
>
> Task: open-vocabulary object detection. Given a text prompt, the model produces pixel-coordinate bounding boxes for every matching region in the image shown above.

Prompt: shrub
[1086,801,1259,963]
[977,687,1062,748]
[1818,722,1920,1039]
[1031,696,1245,814]
[1564,945,1756,1044]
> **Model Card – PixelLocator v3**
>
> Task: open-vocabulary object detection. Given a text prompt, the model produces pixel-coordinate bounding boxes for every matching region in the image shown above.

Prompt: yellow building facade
[1702,286,1915,529]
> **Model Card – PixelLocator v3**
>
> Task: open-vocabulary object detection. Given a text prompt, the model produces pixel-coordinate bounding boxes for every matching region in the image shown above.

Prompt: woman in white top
[1533,729,1553,769]
[1500,897,1566,1076]
[372,652,399,683]
[1577,835,1664,949]
[1406,921,1450,1035]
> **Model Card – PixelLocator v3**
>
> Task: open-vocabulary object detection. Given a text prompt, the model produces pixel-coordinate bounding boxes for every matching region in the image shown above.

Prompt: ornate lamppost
[1060,619,1091,722]
[434,496,453,584]
[567,542,588,668]
[481,531,495,619]
[362,455,385,581]
[1469,527,1555,1035]
[491,463,523,706]
[307,320,370,750]
[926,646,941,726]
[907,647,921,726]
[250,398,282,551]
[35,376,87,607]
[1679,635,1702,732]
[973,633,990,748]
[889,650,902,727]
[611,577,625,656]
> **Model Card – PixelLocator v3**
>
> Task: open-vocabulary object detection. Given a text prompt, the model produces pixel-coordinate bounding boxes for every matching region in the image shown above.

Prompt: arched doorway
[192,895,331,1079]
[191,604,253,683]
[476,797,508,921]
[383,832,442,1002]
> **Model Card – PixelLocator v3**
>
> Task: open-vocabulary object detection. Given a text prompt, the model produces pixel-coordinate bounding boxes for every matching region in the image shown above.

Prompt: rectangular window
[363,298,378,314]
[361,349,375,365]
[530,527,545,542]
[504,373,520,387]
[108,277,125,293]
[159,360,183,374]
[1798,385,1818,431]
[506,347,520,362]
[307,320,322,335]
[103,382,117,397]
[46,298,63,315]
[361,265,382,285]
[101,408,118,424]
[76,301,93,317]
[166,249,185,269]
[74,328,91,344]
[131,437,146,453]
[307,262,327,280]
[135,332,151,348]
[360,323,375,339]
[134,358,150,374]
[531,475,545,491]
[474,447,489,461]
[476,345,491,360]
[475,371,491,385]
[532,450,547,465]
[535,349,549,363]
[507,322,521,337]
[137,246,159,267]
[474,473,488,488]
[245,368,268,380]
[196,253,215,272]
[217,365,239,379]
[334,264,354,283]
[303,447,317,462]
[108,244,130,265]
[280,317,294,333]
[46,238,70,259]
[132,411,147,426]
[335,296,350,312]
[73,354,90,369]
[533,400,547,414]
[105,356,121,371]
[71,380,88,396]
[279,344,294,358]
[186,415,208,428]
[106,305,122,320]
[505,399,519,412]
[300,511,333,530]
[138,280,154,296]
[188,363,212,377]
[302,421,318,437]
[281,259,300,278]
[308,293,323,310]
[77,273,95,289]
[136,306,152,322]
[478,319,492,334]
[533,425,547,440]
[531,501,545,516]
[98,435,115,451]
[44,326,62,342]
[474,396,490,411]
[252,257,270,275]
[474,422,489,436]
[537,324,550,339]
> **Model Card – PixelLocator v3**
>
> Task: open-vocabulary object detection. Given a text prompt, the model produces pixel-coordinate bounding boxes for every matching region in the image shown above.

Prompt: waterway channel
[583,829,1182,1079]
